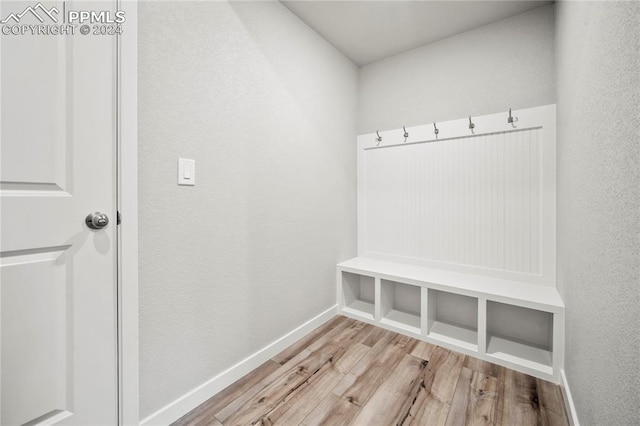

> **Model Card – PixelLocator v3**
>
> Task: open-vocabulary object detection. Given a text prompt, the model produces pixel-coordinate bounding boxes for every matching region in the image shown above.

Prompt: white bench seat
[338,256,564,312]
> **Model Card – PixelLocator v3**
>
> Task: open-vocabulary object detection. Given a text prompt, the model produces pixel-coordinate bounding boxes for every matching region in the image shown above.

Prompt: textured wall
[138,1,358,418]
[556,1,640,424]
[358,5,555,134]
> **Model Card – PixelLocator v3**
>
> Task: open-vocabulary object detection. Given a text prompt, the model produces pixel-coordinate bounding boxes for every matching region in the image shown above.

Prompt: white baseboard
[560,369,579,426]
[139,305,338,426]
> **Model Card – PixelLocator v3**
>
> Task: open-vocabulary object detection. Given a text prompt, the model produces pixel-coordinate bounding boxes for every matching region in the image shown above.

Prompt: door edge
[117,1,139,425]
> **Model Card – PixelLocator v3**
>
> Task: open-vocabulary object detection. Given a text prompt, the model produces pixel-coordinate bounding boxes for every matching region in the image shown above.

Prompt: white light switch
[178,158,195,186]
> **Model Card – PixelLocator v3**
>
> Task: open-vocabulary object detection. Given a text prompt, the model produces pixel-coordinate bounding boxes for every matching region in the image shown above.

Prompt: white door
[0,1,118,424]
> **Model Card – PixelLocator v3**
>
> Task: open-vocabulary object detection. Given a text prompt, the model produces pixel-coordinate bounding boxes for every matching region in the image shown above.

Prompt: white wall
[138,1,358,418]
[358,5,555,134]
[556,1,640,424]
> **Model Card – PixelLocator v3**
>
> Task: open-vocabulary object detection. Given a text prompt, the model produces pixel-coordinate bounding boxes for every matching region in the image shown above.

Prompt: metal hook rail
[372,108,522,145]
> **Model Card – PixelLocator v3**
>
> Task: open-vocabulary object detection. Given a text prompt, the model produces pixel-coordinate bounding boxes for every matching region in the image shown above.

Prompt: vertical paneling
[363,128,542,275]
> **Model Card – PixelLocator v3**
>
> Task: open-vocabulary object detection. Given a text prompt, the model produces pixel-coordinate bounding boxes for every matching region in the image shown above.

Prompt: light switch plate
[178,158,195,186]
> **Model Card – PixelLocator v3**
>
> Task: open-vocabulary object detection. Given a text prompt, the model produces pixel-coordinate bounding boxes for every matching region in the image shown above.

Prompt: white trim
[117,1,139,425]
[560,369,580,426]
[139,306,339,426]
[553,311,565,381]
[36,411,73,426]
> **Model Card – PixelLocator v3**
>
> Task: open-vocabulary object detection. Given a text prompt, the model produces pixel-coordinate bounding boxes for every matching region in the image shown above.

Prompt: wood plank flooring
[173,316,569,426]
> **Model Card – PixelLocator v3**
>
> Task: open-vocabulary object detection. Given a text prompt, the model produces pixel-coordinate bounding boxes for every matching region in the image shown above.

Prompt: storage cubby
[486,301,553,373]
[427,289,478,351]
[341,272,375,319]
[337,257,564,382]
[380,280,421,334]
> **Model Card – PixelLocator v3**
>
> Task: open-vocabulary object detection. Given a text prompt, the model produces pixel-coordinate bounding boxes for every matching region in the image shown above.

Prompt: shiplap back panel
[357,105,556,286]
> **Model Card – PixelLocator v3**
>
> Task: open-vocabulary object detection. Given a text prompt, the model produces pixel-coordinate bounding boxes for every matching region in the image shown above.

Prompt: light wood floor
[173,316,569,426]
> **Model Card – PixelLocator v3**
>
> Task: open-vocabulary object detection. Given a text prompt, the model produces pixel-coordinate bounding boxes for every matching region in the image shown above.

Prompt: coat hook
[433,122,439,138]
[376,130,382,146]
[468,116,475,132]
[403,125,409,140]
[507,108,517,125]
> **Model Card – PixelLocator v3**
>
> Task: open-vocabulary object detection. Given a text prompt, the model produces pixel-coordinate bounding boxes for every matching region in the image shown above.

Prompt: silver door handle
[86,212,109,229]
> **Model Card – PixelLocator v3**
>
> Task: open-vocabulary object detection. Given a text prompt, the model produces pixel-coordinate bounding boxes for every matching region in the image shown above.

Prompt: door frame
[117,1,138,424]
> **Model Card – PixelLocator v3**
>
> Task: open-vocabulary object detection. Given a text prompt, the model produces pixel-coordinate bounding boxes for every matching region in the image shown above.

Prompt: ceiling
[280,1,553,66]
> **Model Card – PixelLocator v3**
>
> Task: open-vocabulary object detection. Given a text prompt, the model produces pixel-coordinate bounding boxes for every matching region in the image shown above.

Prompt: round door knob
[86,212,109,230]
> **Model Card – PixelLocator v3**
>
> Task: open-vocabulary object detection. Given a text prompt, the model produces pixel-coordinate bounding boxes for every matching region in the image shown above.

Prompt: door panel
[1,249,70,425]
[1,33,67,188]
[1,1,118,425]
